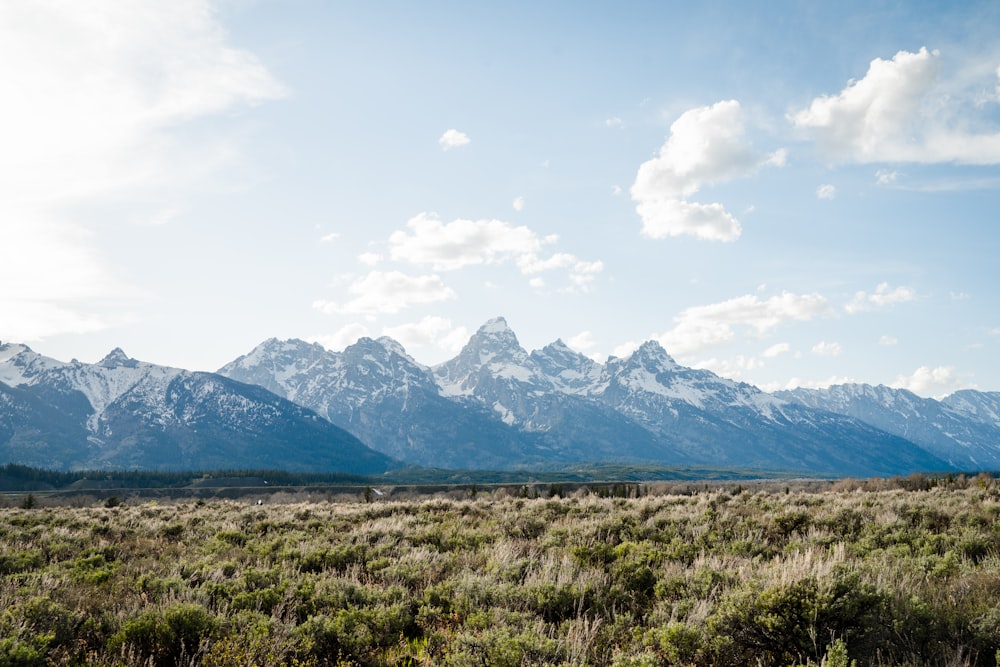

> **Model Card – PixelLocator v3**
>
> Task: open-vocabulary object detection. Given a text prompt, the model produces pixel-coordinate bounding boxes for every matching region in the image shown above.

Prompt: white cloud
[388,212,602,289]
[606,117,624,128]
[438,129,470,150]
[763,342,791,358]
[529,277,546,289]
[634,199,742,242]
[0,215,140,342]
[320,232,340,243]
[631,100,784,242]
[611,185,623,196]
[390,213,549,271]
[381,316,467,354]
[816,184,836,200]
[567,331,598,353]
[611,341,642,359]
[358,252,382,266]
[891,365,962,397]
[694,355,765,380]
[659,291,831,357]
[845,282,916,313]
[312,271,456,316]
[308,323,370,352]
[512,196,525,212]
[0,1,284,342]
[792,47,1000,164]
[880,335,899,346]
[811,341,842,356]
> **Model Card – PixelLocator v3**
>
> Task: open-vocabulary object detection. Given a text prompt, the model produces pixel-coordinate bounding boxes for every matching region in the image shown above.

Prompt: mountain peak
[633,340,677,367]
[99,348,137,369]
[479,316,511,334]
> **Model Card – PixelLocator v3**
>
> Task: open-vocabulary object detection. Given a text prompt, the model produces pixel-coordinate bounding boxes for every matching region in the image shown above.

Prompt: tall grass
[1,476,999,665]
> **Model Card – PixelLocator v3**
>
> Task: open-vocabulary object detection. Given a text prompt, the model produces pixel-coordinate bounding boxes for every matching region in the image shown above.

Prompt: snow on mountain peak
[99,348,138,369]
[633,340,678,367]
[480,316,512,334]
[375,336,410,360]
[0,343,64,387]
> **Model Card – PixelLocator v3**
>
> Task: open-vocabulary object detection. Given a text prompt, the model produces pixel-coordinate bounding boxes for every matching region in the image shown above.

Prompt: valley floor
[2,476,1000,666]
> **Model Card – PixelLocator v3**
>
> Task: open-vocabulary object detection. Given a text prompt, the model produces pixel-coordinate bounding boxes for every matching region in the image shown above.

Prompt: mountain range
[2,316,998,477]
[0,343,394,473]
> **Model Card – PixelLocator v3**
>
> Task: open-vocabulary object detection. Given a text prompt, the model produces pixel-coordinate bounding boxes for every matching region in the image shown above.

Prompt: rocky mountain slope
[778,384,1000,470]
[0,343,396,473]
[221,317,951,476]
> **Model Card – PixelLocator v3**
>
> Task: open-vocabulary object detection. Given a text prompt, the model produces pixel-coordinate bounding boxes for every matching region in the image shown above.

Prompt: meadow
[2,475,1000,666]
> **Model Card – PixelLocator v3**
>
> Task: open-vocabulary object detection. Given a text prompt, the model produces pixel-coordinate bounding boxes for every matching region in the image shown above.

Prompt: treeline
[0,464,369,491]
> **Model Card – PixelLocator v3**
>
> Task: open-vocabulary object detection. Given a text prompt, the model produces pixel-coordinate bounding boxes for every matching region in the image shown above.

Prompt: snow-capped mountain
[222,317,951,476]
[943,390,1000,428]
[0,342,395,473]
[778,384,1000,470]
[220,335,552,469]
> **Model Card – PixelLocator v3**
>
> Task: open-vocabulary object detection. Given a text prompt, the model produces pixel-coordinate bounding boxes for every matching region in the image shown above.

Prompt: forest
[2,474,1000,666]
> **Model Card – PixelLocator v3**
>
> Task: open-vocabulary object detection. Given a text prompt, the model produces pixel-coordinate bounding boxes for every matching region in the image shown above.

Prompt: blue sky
[2,0,999,397]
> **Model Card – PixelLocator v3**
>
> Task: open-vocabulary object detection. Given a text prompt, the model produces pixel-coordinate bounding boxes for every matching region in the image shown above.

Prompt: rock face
[220,317,953,477]
[0,343,396,474]
[778,384,1000,470]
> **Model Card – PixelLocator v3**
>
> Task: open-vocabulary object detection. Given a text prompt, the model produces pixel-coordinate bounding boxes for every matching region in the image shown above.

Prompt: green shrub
[109,603,217,667]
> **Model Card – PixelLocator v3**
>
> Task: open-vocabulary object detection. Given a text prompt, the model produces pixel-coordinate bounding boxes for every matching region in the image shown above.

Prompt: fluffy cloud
[816,184,836,200]
[891,365,962,397]
[763,342,791,358]
[512,196,525,212]
[312,271,456,316]
[793,47,1000,164]
[694,355,765,380]
[438,129,470,150]
[0,1,284,342]
[659,291,831,357]
[381,316,468,354]
[846,283,916,313]
[388,213,602,290]
[567,331,598,353]
[631,100,785,242]
[308,323,370,352]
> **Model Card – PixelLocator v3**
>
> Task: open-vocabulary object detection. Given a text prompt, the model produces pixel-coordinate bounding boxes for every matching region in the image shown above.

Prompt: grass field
[2,474,1000,666]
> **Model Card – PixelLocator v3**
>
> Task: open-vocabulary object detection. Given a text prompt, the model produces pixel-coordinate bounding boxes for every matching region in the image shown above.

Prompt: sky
[2,0,1000,398]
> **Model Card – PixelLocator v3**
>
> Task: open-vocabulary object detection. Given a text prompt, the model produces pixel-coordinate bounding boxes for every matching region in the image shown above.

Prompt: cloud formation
[308,323,370,352]
[439,129,470,150]
[0,1,284,342]
[312,271,456,316]
[659,291,831,356]
[388,213,602,290]
[846,283,916,314]
[793,47,1000,164]
[892,365,961,397]
[631,100,785,242]
[816,184,836,200]
[382,316,468,355]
